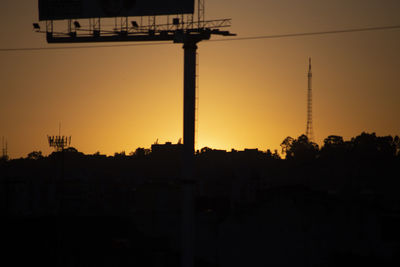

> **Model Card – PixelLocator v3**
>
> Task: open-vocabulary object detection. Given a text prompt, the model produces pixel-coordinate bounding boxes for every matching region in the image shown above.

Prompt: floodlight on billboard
[38,0,195,21]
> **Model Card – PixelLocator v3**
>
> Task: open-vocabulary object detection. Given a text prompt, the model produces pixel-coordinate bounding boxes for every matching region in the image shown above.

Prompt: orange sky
[1,0,400,158]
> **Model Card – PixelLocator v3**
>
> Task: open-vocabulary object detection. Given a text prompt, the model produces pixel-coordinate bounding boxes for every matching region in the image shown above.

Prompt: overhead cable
[0,24,399,52]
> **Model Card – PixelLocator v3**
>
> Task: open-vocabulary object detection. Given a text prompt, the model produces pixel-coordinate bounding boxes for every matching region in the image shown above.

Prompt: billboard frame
[38,0,196,21]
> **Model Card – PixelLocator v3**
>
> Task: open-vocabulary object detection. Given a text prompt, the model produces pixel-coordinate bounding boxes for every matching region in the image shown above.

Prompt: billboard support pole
[181,39,198,267]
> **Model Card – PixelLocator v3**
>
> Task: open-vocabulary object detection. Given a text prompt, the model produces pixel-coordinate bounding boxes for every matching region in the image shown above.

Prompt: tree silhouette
[350,132,398,160]
[114,151,127,159]
[64,147,78,153]
[27,151,43,160]
[280,136,294,158]
[320,135,348,160]
[200,147,213,154]
[281,135,318,161]
[266,149,281,160]
[395,135,400,156]
[132,147,150,158]
[292,135,319,161]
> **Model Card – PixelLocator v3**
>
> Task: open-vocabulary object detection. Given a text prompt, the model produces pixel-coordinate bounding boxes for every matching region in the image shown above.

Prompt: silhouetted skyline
[1,0,399,159]
[1,131,399,266]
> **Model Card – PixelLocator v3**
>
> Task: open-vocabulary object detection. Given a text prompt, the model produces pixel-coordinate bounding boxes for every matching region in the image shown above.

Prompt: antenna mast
[1,136,8,160]
[48,124,72,152]
[306,58,314,142]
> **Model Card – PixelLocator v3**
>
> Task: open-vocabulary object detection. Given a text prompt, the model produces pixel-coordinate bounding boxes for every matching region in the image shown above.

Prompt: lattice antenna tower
[1,136,8,160]
[306,57,314,142]
[47,123,71,152]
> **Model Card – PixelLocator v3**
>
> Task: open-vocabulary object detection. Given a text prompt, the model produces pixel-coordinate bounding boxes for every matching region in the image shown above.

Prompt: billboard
[39,0,195,21]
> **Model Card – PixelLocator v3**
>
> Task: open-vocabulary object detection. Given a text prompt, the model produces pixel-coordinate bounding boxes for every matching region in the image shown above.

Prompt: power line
[0,24,399,52]
[208,24,400,42]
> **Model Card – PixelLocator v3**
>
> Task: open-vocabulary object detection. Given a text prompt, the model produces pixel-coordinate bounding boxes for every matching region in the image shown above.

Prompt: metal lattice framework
[36,1,232,44]
[48,135,71,152]
[306,58,314,142]
[41,18,232,41]
[1,136,7,160]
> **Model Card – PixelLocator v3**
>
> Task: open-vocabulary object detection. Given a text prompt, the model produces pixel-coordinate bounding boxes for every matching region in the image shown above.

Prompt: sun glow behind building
[0,0,399,158]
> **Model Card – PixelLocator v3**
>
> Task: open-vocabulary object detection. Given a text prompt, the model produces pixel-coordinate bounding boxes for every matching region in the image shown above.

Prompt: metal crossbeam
[40,18,232,42]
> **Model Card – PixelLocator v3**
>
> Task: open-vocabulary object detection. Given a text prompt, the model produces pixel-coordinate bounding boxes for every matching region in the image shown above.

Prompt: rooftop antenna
[48,123,71,152]
[34,1,235,266]
[306,57,314,142]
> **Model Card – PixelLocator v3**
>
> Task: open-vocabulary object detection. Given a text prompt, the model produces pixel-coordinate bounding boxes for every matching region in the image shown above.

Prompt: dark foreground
[1,132,400,266]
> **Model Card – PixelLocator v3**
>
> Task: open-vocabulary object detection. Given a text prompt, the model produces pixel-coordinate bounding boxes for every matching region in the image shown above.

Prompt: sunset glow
[1,0,399,158]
